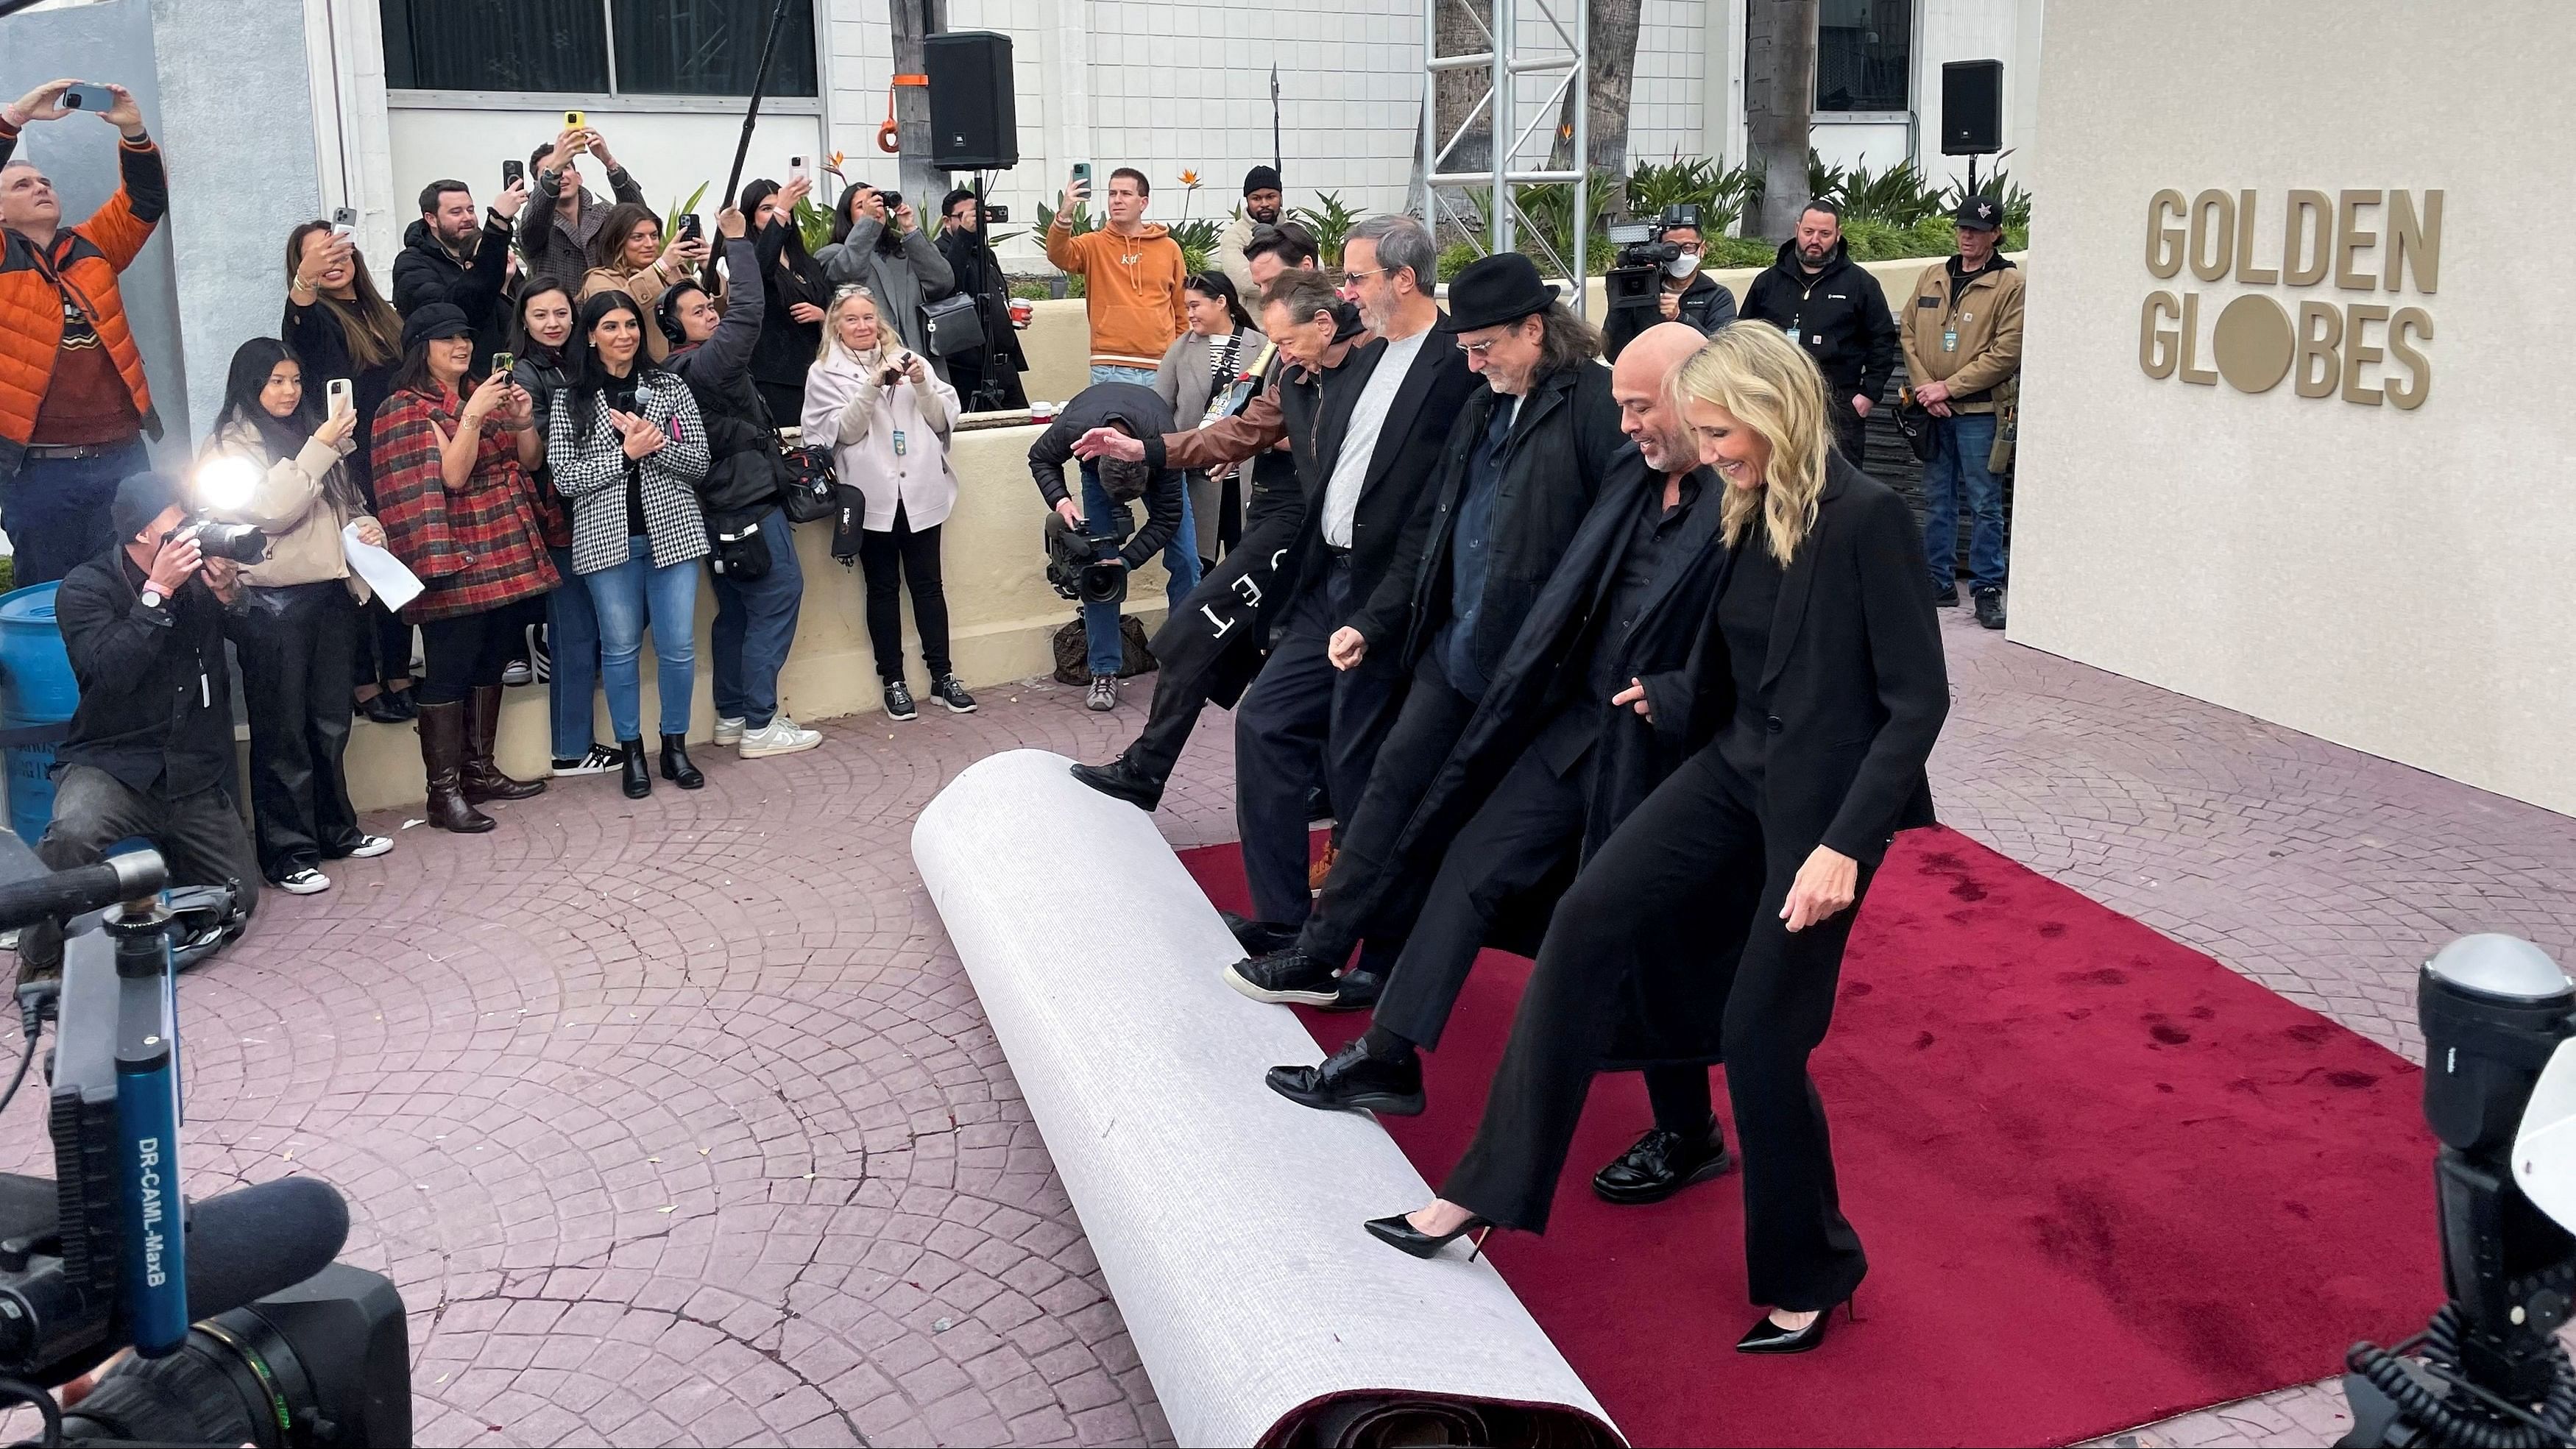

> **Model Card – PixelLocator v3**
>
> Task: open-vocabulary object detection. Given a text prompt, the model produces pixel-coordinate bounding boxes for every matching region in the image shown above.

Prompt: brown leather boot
[462,684,546,802]
[418,701,495,833]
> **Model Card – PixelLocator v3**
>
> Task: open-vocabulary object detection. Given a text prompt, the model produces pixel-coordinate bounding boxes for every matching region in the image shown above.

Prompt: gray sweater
[815,216,958,378]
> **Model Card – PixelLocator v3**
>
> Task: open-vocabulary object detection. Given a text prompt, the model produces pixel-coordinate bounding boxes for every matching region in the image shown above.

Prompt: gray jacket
[815,216,958,377]
[520,163,646,291]
[1154,327,1266,559]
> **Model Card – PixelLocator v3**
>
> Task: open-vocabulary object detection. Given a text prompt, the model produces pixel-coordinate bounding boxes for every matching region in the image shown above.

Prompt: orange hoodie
[1044,221,1188,372]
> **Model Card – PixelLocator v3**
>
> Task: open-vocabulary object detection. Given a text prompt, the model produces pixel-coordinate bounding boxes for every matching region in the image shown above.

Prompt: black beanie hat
[111,470,185,544]
[1243,165,1281,196]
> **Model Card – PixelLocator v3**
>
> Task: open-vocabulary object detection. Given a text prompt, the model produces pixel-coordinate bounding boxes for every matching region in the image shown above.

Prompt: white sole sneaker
[740,729,822,759]
[713,717,747,746]
[346,835,394,859]
[277,871,332,896]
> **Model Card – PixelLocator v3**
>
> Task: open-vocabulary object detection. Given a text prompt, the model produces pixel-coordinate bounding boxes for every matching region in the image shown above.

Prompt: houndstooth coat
[547,369,714,575]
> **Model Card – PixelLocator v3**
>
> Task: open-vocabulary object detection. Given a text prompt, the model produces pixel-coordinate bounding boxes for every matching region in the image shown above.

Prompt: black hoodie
[390,211,516,364]
[1739,236,1902,410]
[1025,383,1186,568]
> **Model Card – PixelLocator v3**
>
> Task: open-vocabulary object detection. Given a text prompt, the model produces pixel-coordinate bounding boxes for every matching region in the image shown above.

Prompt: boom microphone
[0,853,166,933]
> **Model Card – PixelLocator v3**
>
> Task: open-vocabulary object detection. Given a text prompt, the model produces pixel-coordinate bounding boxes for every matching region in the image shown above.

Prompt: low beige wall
[339,419,1175,812]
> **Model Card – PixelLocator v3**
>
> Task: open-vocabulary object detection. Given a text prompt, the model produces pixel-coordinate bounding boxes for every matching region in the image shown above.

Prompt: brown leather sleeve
[1156,374,1286,474]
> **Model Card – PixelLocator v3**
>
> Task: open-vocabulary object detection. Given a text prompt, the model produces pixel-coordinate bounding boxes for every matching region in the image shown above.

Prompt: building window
[381,0,817,98]
[1814,0,1910,113]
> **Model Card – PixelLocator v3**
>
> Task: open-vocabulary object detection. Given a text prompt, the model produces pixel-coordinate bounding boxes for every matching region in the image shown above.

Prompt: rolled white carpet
[913,749,1621,1448]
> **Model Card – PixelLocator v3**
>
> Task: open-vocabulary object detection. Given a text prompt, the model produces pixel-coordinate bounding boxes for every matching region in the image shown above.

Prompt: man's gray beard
[1359,300,1390,334]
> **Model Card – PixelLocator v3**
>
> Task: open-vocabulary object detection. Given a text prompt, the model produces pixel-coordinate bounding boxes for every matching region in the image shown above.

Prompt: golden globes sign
[2139,189,2438,408]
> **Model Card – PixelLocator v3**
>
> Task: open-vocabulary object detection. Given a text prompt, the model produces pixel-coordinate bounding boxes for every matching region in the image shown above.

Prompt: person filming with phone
[519,122,646,291]
[817,180,955,379]
[18,471,261,983]
[394,176,528,365]
[0,79,166,587]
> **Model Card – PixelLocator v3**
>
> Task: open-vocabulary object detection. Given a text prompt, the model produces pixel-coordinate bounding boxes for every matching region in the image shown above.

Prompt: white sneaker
[500,659,534,687]
[346,835,394,859]
[277,868,331,896]
[713,715,747,746]
[740,715,822,759]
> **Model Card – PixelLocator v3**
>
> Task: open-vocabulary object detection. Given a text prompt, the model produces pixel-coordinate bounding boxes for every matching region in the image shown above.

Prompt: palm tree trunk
[1546,0,1642,181]
[1744,0,1819,239]
[1415,0,1496,222]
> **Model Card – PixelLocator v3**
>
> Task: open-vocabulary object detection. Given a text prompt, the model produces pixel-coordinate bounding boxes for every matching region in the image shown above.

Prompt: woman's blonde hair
[816,286,880,364]
[1674,322,1833,564]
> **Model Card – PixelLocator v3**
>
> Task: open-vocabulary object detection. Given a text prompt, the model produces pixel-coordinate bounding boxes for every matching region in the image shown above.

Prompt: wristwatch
[138,587,165,610]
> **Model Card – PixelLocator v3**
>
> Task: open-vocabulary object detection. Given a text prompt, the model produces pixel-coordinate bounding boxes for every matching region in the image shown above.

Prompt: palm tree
[1744,0,1820,238]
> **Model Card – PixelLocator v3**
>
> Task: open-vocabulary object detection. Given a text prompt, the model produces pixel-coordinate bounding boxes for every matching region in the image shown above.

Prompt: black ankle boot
[620,738,651,798]
[660,734,704,789]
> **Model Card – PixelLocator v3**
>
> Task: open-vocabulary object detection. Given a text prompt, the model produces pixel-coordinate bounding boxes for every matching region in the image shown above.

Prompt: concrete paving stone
[0,616,2550,1446]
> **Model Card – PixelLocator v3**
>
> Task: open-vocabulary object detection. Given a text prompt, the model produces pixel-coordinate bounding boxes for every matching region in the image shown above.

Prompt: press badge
[893,429,908,457]
[1942,329,1958,352]
[1784,327,1802,346]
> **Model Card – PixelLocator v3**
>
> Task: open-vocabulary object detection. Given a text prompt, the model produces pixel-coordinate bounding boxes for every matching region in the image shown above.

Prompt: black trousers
[1230,556,1403,927]
[1372,741,1713,1132]
[1445,744,1875,1311]
[19,764,259,976]
[857,503,951,682]
[1125,510,1306,786]
[351,597,414,691]
[235,583,366,880]
[1294,651,1479,965]
[416,607,521,707]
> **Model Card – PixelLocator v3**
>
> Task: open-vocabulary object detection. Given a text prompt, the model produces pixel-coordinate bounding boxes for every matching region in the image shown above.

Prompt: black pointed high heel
[1735,1294,1858,1355]
[1364,1211,1494,1261]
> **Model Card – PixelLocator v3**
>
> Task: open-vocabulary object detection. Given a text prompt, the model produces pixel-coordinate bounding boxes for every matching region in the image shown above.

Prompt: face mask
[1665,252,1699,280]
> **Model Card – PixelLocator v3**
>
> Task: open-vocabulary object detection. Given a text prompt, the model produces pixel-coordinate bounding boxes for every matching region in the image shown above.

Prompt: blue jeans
[1,439,147,586]
[1089,364,1159,389]
[545,546,602,760]
[709,506,804,730]
[584,536,699,742]
[1079,463,1200,677]
[1920,412,2006,595]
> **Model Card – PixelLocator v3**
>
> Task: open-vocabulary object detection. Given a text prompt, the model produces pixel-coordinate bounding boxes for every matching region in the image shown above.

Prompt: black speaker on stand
[1941,59,2003,194]
[926,32,1018,171]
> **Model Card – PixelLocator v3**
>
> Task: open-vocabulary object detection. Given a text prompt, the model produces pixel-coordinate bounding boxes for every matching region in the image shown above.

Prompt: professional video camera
[2339,935,2576,1447]
[1044,511,1128,608]
[0,836,408,1447]
[1603,203,1703,318]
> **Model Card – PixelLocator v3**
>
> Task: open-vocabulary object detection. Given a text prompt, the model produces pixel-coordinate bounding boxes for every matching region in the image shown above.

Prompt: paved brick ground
[4,611,2570,1447]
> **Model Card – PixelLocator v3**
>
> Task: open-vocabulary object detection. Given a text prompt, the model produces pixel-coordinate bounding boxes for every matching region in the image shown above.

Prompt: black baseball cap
[1954,194,2004,232]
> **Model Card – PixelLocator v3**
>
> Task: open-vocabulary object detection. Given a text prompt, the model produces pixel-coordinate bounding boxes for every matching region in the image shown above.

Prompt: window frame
[381,0,827,106]
[1809,0,1917,116]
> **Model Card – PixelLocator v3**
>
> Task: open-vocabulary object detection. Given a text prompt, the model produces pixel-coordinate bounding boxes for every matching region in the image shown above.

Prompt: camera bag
[779,443,838,525]
[919,293,987,358]
[706,509,774,581]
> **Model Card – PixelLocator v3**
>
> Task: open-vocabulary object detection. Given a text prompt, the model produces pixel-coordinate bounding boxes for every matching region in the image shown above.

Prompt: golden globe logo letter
[2140,189,2437,409]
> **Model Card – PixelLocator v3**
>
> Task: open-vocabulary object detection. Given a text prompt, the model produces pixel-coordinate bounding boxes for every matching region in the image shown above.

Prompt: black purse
[919,292,986,358]
[707,509,774,580]
[779,443,837,524]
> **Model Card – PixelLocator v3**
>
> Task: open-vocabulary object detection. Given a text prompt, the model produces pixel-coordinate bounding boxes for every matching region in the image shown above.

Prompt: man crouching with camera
[18,472,259,982]
[1025,383,1189,711]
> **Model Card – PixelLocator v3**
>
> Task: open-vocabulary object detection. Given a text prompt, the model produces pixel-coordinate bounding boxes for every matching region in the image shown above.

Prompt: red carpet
[1179,825,2441,1447]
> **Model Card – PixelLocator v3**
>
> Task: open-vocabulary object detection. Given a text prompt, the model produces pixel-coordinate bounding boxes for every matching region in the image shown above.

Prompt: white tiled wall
[1629,0,1710,168]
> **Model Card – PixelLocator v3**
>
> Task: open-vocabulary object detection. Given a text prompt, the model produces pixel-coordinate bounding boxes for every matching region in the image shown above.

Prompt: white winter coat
[800,344,961,532]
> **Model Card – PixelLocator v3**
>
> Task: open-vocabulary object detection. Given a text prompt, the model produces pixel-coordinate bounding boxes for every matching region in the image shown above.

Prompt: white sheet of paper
[339,523,423,613]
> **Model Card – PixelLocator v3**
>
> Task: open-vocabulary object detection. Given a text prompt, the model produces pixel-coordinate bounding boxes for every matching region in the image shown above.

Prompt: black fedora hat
[1440,252,1559,333]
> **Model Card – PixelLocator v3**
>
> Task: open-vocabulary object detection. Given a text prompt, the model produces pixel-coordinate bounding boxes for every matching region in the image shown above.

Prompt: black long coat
[1368,450,1947,1066]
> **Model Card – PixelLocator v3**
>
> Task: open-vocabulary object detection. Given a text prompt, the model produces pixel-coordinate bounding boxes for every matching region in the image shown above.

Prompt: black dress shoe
[619,737,651,799]
[1592,1124,1734,1205]
[1069,757,1162,812]
[660,734,704,788]
[358,692,408,725]
[1219,911,1298,955]
[1267,1038,1424,1115]
[1736,1299,1855,1355]
[1365,1211,1493,1261]
[1972,586,2007,631]
[1933,582,1961,608]
[1225,948,1340,1005]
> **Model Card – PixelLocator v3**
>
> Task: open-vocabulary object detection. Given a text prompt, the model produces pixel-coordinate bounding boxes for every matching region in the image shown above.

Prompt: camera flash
[195,456,261,513]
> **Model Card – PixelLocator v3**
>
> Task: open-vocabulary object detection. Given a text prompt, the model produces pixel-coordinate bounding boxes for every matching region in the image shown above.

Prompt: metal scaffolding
[1418,0,1589,312]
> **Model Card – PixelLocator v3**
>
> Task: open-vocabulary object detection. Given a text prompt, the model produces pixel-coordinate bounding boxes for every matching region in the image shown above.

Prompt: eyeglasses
[1456,336,1503,358]
[1671,240,1706,255]
[831,284,874,301]
[1343,266,1388,282]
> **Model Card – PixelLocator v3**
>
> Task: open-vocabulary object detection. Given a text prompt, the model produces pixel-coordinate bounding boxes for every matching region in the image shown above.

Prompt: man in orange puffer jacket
[0,79,166,586]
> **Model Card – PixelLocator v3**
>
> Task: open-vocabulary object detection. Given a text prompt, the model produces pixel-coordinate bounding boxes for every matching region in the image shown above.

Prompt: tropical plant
[1622,156,1762,232]
[1805,152,1850,215]
[1033,196,1094,238]
[1836,158,1945,227]
[660,183,710,256]
[1164,218,1223,277]
[1940,154,2034,228]
[1289,191,1367,268]
[791,196,834,255]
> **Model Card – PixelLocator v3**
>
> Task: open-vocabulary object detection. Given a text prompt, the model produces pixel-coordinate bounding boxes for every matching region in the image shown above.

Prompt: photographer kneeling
[18,472,258,982]
[1025,383,1189,712]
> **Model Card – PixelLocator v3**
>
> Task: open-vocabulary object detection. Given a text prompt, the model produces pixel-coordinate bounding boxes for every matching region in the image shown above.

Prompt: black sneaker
[1218,911,1298,955]
[1071,757,1162,811]
[1321,968,1383,1013]
[1265,1038,1425,1116]
[931,675,978,713]
[1592,1124,1735,1205]
[1224,949,1341,1005]
[884,679,919,721]
[1933,582,1961,607]
[1972,586,2006,631]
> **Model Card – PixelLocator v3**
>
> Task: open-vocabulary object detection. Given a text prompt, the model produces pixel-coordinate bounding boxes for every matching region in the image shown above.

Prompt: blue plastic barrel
[0,581,75,848]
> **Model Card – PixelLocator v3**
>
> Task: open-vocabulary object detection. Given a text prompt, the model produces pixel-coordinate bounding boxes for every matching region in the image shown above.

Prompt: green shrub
[1289,192,1367,269]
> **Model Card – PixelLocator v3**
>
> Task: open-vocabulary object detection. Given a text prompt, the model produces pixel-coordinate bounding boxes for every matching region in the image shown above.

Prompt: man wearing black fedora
[1225,252,1623,1013]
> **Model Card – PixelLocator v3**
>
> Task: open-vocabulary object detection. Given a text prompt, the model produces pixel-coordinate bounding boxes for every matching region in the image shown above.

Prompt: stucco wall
[2013,0,2575,816]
